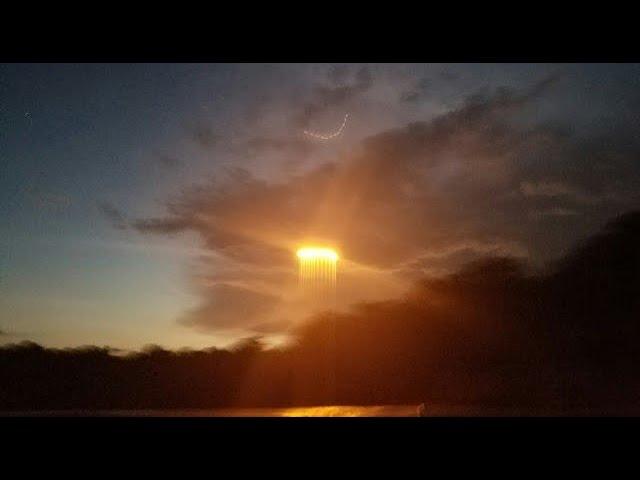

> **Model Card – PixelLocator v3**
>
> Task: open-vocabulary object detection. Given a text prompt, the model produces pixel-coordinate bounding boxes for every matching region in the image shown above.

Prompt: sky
[1,63,640,350]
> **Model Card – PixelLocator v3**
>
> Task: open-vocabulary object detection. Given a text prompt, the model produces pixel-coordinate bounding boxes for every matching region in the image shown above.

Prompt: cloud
[97,202,128,230]
[395,239,529,279]
[520,180,579,197]
[137,76,558,257]
[439,70,460,82]
[531,207,580,218]
[132,75,640,337]
[400,77,431,103]
[245,136,315,159]
[520,180,604,205]
[132,216,193,235]
[293,65,374,129]
[178,283,281,333]
[327,64,350,85]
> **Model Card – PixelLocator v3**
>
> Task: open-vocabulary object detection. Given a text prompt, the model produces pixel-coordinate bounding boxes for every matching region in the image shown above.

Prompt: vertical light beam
[297,247,338,306]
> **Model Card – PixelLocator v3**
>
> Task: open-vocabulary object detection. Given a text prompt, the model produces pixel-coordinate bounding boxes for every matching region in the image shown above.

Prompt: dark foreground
[5,404,640,417]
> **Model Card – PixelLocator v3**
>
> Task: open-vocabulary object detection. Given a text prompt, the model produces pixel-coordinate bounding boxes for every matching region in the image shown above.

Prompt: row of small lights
[303,114,349,140]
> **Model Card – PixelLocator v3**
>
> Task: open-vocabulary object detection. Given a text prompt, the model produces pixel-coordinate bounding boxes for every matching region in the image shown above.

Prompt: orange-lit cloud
[131,74,638,338]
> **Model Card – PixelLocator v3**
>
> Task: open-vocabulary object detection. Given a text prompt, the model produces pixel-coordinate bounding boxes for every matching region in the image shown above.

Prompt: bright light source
[297,247,339,302]
[296,247,339,261]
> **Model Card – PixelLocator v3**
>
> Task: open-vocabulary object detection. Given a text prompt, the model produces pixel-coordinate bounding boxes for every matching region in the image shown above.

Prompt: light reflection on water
[277,405,416,417]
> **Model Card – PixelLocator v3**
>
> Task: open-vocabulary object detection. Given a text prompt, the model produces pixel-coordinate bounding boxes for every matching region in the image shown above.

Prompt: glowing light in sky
[296,247,339,261]
[303,114,349,140]
[297,247,338,303]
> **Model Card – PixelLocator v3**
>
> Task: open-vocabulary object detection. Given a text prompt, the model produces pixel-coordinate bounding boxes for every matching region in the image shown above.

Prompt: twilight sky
[1,63,640,350]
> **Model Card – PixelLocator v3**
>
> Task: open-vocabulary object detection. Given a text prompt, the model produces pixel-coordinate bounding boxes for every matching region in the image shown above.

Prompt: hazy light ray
[297,247,338,306]
[303,114,349,140]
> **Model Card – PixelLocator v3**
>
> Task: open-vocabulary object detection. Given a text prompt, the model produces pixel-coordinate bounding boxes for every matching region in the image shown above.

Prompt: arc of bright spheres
[303,114,349,140]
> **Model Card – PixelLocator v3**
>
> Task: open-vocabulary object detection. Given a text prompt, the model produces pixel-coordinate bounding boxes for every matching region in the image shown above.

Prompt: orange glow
[297,247,338,302]
[296,247,339,261]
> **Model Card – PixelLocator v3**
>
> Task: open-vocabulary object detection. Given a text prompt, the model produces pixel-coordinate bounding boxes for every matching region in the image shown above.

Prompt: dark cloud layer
[293,65,374,129]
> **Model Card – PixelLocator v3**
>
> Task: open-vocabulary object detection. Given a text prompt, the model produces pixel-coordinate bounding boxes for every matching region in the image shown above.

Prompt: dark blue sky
[2,63,639,349]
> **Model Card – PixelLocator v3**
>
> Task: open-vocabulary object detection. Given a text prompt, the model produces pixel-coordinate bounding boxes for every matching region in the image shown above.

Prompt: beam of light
[303,114,349,140]
[297,247,338,305]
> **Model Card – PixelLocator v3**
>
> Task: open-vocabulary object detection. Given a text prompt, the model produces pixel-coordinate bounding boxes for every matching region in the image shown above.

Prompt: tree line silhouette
[1,210,639,412]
